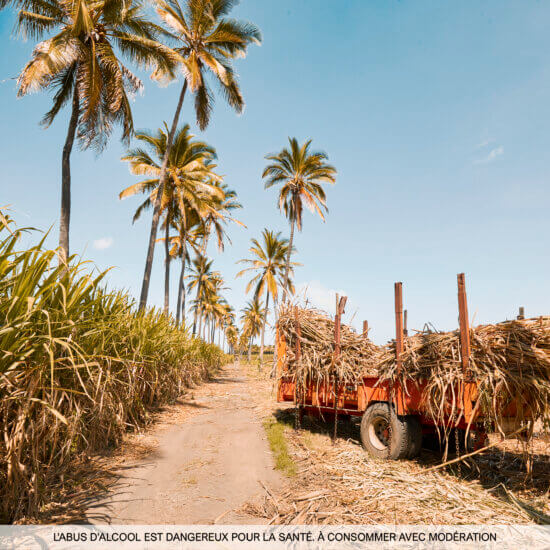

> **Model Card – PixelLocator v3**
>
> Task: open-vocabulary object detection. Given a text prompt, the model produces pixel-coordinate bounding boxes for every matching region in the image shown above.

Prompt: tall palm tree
[169,208,203,325]
[138,0,261,311]
[220,303,235,349]
[263,138,337,299]
[120,124,220,314]
[240,297,264,362]
[189,269,227,342]
[237,229,296,363]
[13,0,177,264]
[188,254,214,335]
[206,272,227,341]
[226,323,238,354]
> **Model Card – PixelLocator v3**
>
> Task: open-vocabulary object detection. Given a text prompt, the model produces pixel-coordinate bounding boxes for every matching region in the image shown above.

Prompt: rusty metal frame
[394,283,404,376]
[457,273,476,422]
[332,295,347,441]
[394,282,406,414]
[457,273,471,380]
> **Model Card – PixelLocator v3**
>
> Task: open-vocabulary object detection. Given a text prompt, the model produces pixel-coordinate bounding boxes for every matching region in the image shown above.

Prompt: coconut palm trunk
[283,218,295,301]
[175,239,187,326]
[259,290,270,363]
[198,309,203,338]
[163,219,170,314]
[176,261,184,325]
[248,338,252,362]
[138,80,187,311]
[192,277,203,335]
[59,83,80,265]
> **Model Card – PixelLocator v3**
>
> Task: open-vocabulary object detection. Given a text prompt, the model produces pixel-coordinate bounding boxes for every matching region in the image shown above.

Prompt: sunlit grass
[263,416,296,477]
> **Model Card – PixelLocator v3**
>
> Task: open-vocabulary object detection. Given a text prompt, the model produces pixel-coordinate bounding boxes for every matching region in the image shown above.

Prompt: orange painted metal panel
[275,331,531,428]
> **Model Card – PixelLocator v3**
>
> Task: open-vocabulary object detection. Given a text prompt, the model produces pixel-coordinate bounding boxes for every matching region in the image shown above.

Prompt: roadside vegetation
[262,417,297,477]
[0,213,227,523]
[249,412,550,524]
[0,0,345,524]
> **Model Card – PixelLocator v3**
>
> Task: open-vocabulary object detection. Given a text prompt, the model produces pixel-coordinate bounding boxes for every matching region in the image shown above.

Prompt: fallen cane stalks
[423,426,527,473]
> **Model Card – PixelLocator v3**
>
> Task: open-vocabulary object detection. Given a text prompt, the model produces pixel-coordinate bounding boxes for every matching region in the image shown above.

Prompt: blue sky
[1,0,549,344]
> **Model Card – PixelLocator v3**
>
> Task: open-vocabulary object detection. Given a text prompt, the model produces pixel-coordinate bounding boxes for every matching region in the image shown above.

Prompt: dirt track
[86,362,281,524]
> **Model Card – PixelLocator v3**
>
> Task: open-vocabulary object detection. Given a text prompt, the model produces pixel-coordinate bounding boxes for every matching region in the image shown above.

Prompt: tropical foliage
[263,137,337,297]
[0,213,227,523]
[138,0,261,310]
[188,255,230,342]
[237,229,297,362]
[120,123,221,315]
[0,0,346,526]
[13,0,178,263]
[240,296,265,362]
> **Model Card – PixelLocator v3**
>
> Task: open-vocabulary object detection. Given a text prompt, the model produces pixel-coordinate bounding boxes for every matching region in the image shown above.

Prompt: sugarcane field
[1,0,550,549]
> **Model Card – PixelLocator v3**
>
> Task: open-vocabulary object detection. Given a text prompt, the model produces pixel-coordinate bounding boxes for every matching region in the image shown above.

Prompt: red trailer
[276,274,528,460]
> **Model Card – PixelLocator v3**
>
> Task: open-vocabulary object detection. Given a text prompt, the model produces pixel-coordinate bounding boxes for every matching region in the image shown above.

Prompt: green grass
[263,416,297,477]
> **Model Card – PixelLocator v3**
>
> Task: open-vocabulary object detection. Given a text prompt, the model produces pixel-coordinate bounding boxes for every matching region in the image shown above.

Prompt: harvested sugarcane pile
[277,304,381,395]
[243,411,550,524]
[378,317,550,437]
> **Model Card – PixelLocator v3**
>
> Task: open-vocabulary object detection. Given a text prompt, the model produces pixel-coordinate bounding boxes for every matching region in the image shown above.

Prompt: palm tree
[206,272,227,341]
[226,323,238,354]
[138,0,261,311]
[169,208,203,325]
[13,0,177,264]
[220,303,235,349]
[188,255,214,335]
[237,229,296,363]
[189,270,228,342]
[240,297,264,362]
[198,182,244,253]
[263,138,337,299]
[120,124,220,314]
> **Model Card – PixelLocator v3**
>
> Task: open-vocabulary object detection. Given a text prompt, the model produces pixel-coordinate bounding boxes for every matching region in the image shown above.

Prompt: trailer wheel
[406,416,422,458]
[422,429,478,455]
[360,402,411,460]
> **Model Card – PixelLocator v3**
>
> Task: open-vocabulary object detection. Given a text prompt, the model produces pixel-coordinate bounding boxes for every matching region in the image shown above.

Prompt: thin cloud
[476,138,495,149]
[474,146,503,165]
[93,237,114,250]
[295,280,347,315]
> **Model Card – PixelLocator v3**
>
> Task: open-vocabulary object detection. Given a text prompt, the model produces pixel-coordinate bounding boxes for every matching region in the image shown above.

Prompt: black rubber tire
[422,429,477,455]
[456,428,478,454]
[406,416,422,458]
[360,402,411,460]
[422,431,443,452]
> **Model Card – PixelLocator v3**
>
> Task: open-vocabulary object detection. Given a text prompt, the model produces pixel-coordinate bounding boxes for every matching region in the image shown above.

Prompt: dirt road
[86,362,281,524]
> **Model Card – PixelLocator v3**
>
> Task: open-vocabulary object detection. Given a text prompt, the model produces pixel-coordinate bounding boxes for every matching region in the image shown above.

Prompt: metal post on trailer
[332,294,347,443]
[456,273,473,467]
[394,283,404,376]
[294,306,303,430]
[363,320,369,337]
[404,309,408,336]
[457,273,476,449]
[396,282,403,414]
[517,307,525,320]
[457,273,471,381]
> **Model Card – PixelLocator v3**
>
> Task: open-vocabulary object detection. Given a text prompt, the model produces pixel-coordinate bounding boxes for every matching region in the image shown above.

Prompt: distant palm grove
[3,0,337,359]
[1,0,338,522]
